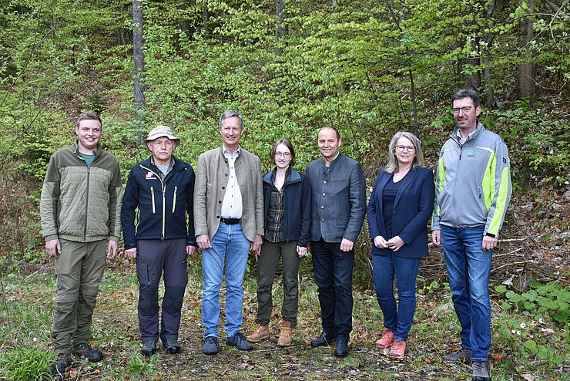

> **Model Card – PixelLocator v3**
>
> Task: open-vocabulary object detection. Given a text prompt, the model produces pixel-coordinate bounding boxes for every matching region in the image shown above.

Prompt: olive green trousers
[52,239,107,355]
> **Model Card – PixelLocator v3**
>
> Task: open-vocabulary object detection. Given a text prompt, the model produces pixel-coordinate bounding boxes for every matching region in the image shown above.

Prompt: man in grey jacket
[305,126,366,357]
[194,110,264,355]
[432,89,512,381]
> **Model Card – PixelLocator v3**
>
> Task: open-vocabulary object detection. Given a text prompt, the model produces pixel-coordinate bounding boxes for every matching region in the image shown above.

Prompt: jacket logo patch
[145,171,156,180]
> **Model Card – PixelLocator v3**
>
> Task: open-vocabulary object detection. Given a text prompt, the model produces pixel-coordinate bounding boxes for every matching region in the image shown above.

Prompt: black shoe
[141,338,157,357]
[202,336,219,355]
[310,333,335,348]
[445,348,472,364]
[334,335,349,358]
[161,336,181,354]
[74,343,103,362]
[226,332,253,351]
[51,354,71,379]
[472,360,491,381]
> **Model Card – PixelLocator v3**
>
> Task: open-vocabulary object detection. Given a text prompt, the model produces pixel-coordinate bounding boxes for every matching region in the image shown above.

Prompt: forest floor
[1,190,569,380]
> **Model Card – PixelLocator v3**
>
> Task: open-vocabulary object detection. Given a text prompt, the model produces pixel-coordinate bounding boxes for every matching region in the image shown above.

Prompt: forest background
[0,0,569,380]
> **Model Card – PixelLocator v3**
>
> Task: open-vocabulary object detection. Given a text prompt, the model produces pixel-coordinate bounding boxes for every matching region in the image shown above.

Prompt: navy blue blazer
[367,166,435,258]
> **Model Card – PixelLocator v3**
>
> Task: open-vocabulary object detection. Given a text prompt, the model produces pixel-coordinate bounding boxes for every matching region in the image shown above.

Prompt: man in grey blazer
[194,111,264,355]
[305,126,366,357]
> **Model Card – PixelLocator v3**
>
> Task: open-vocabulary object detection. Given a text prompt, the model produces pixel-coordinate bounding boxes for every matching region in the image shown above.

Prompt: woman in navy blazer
[367,131,434,359]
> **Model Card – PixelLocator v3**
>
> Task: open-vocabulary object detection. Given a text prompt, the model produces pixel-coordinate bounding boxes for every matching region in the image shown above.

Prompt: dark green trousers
[52,239,107,355]
[255,241,300,326]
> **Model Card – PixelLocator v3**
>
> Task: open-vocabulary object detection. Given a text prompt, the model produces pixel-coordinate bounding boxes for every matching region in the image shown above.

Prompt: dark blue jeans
[441,225,492,362]
[372,254,420,342]
[311,240,354,339]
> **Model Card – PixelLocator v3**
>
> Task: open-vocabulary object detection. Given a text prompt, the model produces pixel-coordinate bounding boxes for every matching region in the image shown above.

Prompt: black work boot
[161,335,181,354]
[51,353,72,380]
[472,360,491,381]
[74,343,104,362]
[141,337,157,357]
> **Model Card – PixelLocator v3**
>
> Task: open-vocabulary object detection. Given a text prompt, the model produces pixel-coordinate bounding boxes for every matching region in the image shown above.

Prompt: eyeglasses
[395,145,415,152]
[452,106,473,115]
[275,151,291,157]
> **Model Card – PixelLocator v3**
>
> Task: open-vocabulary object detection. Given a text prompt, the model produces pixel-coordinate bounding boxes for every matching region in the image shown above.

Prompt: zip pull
[172,186,177,213]
[150,186,156,214]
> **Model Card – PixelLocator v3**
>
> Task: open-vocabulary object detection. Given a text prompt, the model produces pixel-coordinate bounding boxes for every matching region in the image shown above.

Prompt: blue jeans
[201,223,250,338]
[441,225,492,362]
[311,240,354,339]
[372,254,420,342]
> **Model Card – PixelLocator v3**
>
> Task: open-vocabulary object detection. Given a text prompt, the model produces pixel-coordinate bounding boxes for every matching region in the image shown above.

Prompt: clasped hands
[373,235,404,251]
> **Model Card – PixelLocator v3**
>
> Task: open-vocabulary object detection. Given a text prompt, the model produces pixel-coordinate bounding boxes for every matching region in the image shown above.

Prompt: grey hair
[218,110,244,129]
[385,131,424,173]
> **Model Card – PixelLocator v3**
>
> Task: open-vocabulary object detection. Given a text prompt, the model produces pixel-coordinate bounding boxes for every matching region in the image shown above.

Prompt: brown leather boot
[277,321,293,347]
[246,325,270,343]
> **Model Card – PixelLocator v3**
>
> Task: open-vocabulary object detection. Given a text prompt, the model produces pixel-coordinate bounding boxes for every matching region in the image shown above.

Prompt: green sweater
[40,144,122,242]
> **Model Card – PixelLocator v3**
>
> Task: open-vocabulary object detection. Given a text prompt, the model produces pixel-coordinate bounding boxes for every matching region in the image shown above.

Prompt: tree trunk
[276,0,285,38]
[133,0,145,143]
[519,0,536,99]
[408,69,419,136]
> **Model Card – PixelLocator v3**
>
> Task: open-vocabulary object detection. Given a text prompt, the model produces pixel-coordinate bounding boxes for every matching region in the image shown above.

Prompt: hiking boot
[141,338,157,357]
[277,321,293,347]
[74,343,103,362]
[445,348,472,363]
[472,360,491,381]
[226,332,253,351]
[247,325,270,343]
[310,333,335,348]
[389,340,406,360]
[51,353,71,380]
[375,329,395,349]
[202,336,219,355]
[161,335,181,354]
[334,335,349,358]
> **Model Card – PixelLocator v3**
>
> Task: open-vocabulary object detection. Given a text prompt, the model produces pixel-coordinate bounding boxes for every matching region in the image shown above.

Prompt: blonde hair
[385,131,424,173]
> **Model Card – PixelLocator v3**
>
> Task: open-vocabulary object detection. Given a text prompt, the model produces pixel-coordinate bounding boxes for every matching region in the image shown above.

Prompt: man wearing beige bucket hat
[121,125,196,357]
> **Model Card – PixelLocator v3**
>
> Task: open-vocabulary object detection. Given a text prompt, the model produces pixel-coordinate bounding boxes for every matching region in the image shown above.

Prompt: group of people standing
[40,88,511,381]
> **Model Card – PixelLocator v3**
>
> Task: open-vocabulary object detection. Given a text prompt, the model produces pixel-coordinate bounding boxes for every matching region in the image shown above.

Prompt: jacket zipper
[83,165,91,240]
[150,186,156,214]
[140,164,167,239]
[172,186,177,214]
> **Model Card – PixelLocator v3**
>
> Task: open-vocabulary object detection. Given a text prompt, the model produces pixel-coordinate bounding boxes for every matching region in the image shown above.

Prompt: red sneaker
[375,329,394,349]
[389,340,407,360]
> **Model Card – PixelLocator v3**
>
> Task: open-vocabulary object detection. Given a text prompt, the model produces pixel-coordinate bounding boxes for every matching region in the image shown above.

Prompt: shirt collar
[150,156,175,170]
[223,144,241,158]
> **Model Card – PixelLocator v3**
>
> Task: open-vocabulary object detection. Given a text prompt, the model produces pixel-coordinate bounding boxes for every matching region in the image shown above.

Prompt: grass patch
[0,347,54,381]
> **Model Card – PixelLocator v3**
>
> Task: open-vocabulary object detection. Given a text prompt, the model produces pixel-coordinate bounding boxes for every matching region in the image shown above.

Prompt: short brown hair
[318,126,341,140]
[76,111,102,128]
[270,138,296,167]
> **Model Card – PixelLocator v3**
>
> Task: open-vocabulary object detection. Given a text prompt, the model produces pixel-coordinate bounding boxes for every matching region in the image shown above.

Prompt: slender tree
[276,0,285,38]
[519,0,536,99]
[133,0,145,142]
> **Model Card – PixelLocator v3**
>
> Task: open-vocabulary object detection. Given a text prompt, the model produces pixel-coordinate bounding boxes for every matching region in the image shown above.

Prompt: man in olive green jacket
[40,112,122,378]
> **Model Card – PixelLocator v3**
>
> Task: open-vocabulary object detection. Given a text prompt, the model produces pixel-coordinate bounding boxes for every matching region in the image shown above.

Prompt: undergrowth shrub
[0,347,53,381]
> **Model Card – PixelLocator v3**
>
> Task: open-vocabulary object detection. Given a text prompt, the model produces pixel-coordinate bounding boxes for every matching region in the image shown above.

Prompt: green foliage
[0,347,53,381]
[488,107,570,186]
[127,353,158,378]
[495,282,570,326]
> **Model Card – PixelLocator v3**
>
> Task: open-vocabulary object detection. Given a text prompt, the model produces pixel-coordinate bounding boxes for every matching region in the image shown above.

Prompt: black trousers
[136,239,187,342]
[311,240,354,339]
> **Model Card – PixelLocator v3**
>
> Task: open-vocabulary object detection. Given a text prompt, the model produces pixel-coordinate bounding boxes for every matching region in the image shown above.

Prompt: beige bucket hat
[145,125,180,142]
